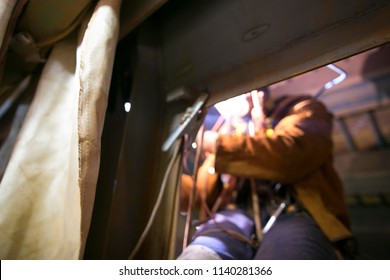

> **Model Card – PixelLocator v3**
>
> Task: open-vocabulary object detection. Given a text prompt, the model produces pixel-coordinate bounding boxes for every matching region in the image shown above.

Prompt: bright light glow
[191,142,197,149]
[208,167,215,174]
[214,94,250,119]
[221,174,230,184]
[124,102,131,112]
[248,120,255,136]
[251,89,263,113]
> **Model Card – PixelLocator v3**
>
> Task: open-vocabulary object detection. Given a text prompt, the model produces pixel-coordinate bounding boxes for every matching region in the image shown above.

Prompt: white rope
[128,142,181,259]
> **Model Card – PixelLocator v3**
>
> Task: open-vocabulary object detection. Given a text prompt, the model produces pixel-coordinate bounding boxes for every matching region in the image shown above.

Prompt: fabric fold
[0,0,122,259]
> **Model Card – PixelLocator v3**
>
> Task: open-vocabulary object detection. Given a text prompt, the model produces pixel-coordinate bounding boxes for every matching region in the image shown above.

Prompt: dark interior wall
[84,0,390,259]
[84,22,168,259]
[83,34,134,259]
[157,0,390,106]
[85,18,189,259]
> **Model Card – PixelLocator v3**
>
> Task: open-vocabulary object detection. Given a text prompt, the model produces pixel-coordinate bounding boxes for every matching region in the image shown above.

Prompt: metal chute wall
[158,0,390,106]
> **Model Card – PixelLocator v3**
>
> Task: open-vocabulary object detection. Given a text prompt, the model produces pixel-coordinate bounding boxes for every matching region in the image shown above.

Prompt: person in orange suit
[178,91,355,260]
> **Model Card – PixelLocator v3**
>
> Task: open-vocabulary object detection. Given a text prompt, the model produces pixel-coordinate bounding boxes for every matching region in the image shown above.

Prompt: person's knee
[255,213,337,259]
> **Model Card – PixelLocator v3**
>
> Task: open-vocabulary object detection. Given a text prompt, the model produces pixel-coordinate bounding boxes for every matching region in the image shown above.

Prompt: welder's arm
[214,99,334,183]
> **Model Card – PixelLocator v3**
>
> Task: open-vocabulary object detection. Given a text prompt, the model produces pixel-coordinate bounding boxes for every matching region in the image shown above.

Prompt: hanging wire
[128,141,182,259]
[182,124,205,249]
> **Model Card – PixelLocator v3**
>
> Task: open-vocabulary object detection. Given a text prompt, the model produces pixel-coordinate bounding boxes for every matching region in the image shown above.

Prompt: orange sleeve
[215,99,334,183]
[180,154,219,211]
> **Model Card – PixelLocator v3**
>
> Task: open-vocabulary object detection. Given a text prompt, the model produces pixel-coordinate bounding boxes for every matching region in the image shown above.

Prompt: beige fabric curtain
[0,0,17,47]
[0,0,121,259]
[76,0,121,257]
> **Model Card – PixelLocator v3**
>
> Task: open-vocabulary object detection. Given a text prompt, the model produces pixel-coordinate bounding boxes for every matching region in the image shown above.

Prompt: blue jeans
[190,209,337,260]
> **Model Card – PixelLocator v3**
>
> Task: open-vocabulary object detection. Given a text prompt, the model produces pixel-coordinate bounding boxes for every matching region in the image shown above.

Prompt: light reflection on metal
[0,76,31,120]
[324,64,347,89]
[315,64,347,98]
[124,102,131,112]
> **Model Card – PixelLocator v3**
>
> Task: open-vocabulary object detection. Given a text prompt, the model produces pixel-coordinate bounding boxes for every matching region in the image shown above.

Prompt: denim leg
[254,211,337,260]
[190,209,255,260]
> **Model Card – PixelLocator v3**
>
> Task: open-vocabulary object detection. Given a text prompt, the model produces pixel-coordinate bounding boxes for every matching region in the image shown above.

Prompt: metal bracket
[162,92,209,152]
[315,64,347,99]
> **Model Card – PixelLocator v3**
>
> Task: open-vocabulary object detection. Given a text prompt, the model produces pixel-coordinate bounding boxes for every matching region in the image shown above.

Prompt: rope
[128,141,181,259]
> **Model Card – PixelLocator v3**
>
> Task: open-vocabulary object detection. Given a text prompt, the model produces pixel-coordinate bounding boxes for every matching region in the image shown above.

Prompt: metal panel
[159,0,390,105]
[119,0,168,39]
